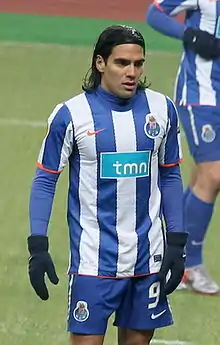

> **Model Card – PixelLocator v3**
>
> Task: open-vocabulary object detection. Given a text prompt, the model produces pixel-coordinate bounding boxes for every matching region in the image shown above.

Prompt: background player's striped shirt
[31,86,183,277]
[154,0,220,106]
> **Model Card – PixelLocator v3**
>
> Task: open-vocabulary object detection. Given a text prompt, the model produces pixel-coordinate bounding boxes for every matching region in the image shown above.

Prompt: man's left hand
[158,232,188,295]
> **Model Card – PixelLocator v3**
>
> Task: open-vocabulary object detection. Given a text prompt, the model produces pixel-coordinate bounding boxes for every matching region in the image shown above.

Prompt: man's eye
[135,61,144,67]
[115,59,129,66]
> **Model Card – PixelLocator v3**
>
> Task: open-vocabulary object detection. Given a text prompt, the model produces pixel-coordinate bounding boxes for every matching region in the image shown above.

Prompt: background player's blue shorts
[67,274,173,335]
[177,105,220,163]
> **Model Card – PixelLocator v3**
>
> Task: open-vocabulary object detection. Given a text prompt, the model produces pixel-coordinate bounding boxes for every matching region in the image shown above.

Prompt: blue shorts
[177,105,220,163]
[67,274,173,335]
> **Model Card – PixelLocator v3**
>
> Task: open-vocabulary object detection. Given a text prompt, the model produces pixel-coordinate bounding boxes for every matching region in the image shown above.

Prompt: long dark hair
[82,25,150,92]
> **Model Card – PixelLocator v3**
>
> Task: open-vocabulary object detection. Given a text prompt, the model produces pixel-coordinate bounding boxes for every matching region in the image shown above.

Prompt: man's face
[96,44,145,99]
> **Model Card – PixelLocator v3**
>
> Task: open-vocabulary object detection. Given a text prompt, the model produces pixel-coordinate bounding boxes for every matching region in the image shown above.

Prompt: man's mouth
[122,82,136,89]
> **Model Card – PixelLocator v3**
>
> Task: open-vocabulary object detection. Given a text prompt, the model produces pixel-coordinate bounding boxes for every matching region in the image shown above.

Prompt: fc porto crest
[144,114,161,139]
[201,124,216,143]
[73,300,89,322]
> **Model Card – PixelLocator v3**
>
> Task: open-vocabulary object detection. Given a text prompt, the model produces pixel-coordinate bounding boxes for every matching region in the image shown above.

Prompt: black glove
[158,232,188,296]
[27,235,59,300]
[183,27,220,60]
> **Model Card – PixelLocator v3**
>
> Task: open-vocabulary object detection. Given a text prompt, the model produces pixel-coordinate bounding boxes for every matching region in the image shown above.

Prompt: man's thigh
[67,275,127,335]
[114,274,173,331]
[177,105,220,163]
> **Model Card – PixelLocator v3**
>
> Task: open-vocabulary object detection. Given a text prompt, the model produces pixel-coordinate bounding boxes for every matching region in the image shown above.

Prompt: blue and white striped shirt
[31,86,183,277]
[154,0,220,106]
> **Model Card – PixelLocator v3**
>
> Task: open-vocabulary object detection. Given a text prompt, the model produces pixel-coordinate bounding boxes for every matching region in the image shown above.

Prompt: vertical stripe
[145,90,169,165]
[174,53,186,105]
[148,157,164,273]
[67,94,100,275]
[186,51,200,105]
[187,105,199,145]
[67,252,72,275]
[67,144,82,274]
[185,10,201,105]
[196,56,216,105]
[112,110,138,276]
[196,3,216,105]
[145,90,165,272]
[200,1,216,35]
[65,96,84,273]
[86,92,118,276]
[163,97,183,165]
[67,275,74,322]
[131,91,152,274]
[78,103,99,275]
[212,2,220,105]
[159,118,171,166]
[177,127,183,160]
[181,68,187,106]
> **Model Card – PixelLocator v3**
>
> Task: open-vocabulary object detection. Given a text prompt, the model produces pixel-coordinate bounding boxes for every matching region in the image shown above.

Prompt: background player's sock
[184,188,214,268]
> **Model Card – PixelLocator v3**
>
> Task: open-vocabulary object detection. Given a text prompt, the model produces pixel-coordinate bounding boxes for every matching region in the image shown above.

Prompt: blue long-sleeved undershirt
[29,168,59,235]
[160,164,184,232]
[146,6,185,231]
[146,4,185,40]
[29,165,184,236]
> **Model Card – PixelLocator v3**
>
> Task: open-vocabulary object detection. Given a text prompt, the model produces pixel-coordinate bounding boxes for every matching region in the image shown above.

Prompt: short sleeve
[37,103,74,173]
[153,0,198,16]
[159,97,183,167]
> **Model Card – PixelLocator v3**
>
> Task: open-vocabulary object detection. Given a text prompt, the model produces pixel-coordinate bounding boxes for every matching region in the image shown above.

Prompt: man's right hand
[183,27,220,60]
[27,235,59,300]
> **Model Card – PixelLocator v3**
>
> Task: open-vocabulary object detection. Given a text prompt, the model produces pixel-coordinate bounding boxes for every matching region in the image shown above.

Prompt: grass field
[0,40,220,345]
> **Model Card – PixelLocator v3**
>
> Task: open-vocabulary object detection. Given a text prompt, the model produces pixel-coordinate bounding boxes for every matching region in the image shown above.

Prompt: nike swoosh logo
[151,309,166,320]
[192,240,203,246]
[87,129,105,136]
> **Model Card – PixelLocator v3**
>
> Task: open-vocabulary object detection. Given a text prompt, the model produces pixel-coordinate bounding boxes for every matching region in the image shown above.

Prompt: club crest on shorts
[201,124,216,143]
[144,114,160,139]
[73,300,89,322]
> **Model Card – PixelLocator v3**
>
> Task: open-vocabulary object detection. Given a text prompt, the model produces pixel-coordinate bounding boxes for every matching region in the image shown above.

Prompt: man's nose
[126,64,136,77]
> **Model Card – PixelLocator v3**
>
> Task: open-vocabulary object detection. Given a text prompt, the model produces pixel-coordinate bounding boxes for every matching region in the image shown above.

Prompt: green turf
[0,13,181,51]
[0,40,220,345]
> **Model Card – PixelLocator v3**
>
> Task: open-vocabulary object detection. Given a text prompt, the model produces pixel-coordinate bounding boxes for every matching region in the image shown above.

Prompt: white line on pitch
[151,339,192,345]
[0,118,45,128]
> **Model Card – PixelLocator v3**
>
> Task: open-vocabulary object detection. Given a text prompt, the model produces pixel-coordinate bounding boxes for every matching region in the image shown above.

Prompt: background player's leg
[183,160,220,294]
[177,105,220,294]
[182,164,197,222]
[184,163,215,268]
[118,327,154,345]
[188,164,198,187]
[70,333,104,345]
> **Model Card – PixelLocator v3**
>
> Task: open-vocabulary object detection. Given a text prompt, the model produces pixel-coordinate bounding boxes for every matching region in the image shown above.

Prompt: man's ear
[96,55,106,73]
